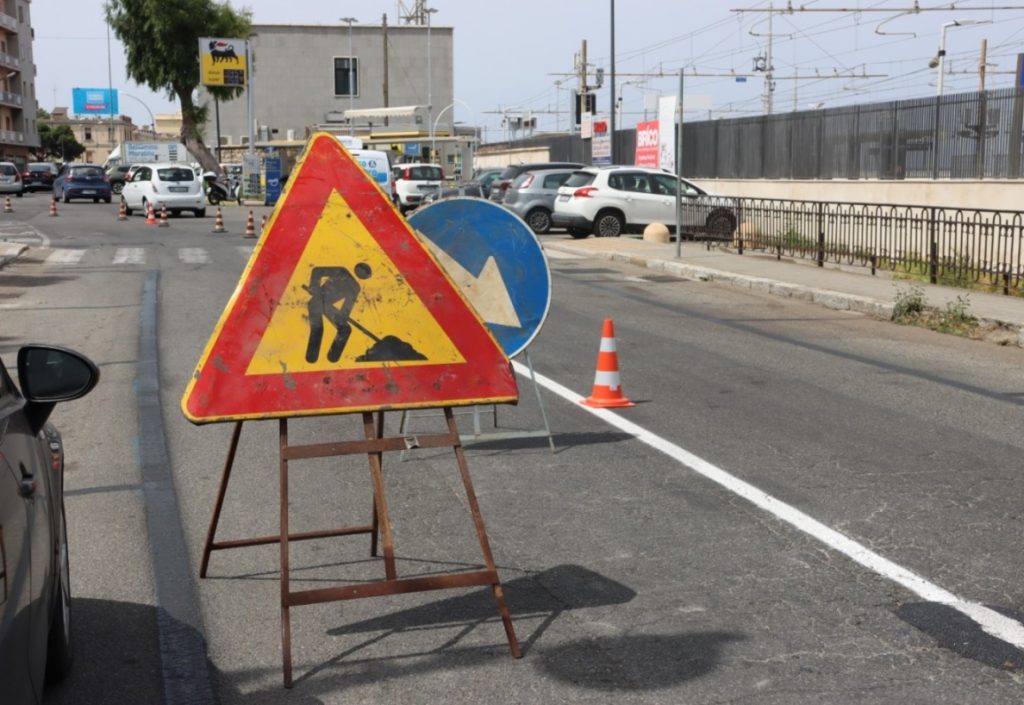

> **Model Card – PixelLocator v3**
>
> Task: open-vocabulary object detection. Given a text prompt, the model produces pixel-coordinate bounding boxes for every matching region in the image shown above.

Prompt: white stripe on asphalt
[46,249,85,265]
[543,249,587,260]
[178,248,210,264]
[236,245,255,260]
[113,247,146,265]
[512,360,1024,650]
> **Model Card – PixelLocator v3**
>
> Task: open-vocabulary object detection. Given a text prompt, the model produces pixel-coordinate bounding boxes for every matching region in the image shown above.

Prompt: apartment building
[0,0,38,163]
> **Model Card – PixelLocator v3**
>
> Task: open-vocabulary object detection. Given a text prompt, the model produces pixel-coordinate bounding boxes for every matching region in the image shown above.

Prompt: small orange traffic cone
[243,210,256,238]
[3,196,12,213]
[581,319,635,408]
[146,203,157,225]
[260,214,267,234]
[117,197,127,221]
[49,197,58,217]
[158,204,169,227]
[212,207,226,233]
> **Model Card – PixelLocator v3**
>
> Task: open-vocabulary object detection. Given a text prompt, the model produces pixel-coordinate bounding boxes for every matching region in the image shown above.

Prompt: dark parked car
[104,164,135,195]
[0,345,99,705]
[22,163,58,192]
[488,162,584,203]
[468,168,503,199]
[421,183,484,204]
[53,163,112,203]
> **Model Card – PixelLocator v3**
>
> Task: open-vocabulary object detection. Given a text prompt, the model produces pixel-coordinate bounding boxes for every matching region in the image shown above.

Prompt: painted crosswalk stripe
[178,248,210,264]
[113,247,146,265]
[236,245,255,260]
[543,248,587,260]
[46,249,86,265]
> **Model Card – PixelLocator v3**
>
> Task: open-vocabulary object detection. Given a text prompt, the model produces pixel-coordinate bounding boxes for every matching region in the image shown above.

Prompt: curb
[0,242,27,269]
[542,241,1024,348]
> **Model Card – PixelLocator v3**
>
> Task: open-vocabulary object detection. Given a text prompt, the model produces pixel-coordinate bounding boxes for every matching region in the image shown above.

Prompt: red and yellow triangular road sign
[181,133,518,424]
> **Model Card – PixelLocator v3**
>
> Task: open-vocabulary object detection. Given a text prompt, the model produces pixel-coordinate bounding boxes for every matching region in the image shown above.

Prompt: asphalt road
[1,194,1022,704]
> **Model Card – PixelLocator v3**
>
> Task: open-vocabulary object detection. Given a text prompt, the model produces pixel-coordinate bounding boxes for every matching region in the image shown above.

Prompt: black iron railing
[680,196,1024,294]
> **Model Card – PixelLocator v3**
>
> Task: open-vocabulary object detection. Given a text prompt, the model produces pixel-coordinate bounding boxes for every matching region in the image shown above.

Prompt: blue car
[53,163,113,203]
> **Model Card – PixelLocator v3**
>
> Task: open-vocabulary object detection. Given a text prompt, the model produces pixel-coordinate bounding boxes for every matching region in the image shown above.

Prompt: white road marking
[113,247,146,265]
[236,245,255,260]
[46,248,85,265]
[178,248,210,264]
[543,249,587,260]
[513,360,1024,650]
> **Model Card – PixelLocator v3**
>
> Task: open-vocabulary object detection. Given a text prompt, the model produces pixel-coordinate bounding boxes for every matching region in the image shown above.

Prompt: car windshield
[28,163,52,172]
[70,166,103,179]
[0,164,17,176]
[563,172,596,188]
[407,166,443,180]
[157,167,194,182]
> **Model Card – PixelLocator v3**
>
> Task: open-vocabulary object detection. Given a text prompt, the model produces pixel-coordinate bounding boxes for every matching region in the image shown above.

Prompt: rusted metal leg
[443,408,521,657]
[200,420,243,578]
[279,419,294,688]
[364,412,397,580]
[369,411,385,557]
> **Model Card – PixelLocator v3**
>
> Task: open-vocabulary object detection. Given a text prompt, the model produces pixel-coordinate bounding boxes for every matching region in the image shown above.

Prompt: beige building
[0,0,40,164]
[46,108,139,165]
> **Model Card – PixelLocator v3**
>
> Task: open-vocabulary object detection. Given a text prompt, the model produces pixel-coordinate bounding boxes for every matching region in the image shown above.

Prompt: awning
[341,105,424,121]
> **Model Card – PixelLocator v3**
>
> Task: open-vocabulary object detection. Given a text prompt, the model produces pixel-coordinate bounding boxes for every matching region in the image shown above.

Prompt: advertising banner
[592,135,611,166]
[199,37,248,87]
[658,96,676,173]
[72,88,118,115]
[264,154,282,207]
[634,120,660,168]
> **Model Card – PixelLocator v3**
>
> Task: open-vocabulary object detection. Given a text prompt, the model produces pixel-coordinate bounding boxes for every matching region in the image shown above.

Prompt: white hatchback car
[122,162,206,217]
[552,165,735,238]
[391,163,444,214]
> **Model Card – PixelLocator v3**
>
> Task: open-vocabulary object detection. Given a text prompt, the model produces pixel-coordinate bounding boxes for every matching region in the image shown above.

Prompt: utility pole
[765,2,774,115]
[382,13,389,117]
[579,39,588,131]
[980,38,988,92]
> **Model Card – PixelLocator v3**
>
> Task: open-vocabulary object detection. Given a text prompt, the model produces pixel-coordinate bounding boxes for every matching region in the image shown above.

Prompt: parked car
[392,163,444,214]
[122,162,206,217]
[488,162,584,204]
[22,163,58,192]
[468,168,504,199]
[104,164,136,195]
[421,183,484,204]
[552,165,736,238]
[502,168,575,234]
[0,344,100,705]
[0,161,24,197]
[53,163,112,203]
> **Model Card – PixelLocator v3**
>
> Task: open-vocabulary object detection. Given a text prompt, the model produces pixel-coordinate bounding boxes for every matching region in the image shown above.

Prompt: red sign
[592,120,608,134]
[181,132,518,423]
[634,120,660,168]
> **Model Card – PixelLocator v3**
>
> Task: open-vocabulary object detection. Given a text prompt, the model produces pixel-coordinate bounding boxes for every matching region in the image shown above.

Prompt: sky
[30,1,1024,143]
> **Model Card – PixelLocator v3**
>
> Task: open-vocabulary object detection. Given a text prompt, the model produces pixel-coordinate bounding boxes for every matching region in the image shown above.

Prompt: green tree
[105,0,250,173]
[34,123,84,162]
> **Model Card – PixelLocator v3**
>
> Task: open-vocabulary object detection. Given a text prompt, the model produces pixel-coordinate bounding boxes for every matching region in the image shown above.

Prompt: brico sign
[634,120,659,168]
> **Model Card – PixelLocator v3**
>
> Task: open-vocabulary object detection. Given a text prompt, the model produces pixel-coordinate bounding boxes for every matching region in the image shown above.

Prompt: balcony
[0,13,16,33]
[0,128,24,144]
[0,90,22,108]
[0,52,19,71]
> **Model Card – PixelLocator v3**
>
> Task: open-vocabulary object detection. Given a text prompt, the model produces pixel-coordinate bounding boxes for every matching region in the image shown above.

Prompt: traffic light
[574,92,597,126]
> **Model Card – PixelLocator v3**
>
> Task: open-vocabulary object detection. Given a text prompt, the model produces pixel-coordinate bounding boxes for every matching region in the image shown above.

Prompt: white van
[337,136,394,202]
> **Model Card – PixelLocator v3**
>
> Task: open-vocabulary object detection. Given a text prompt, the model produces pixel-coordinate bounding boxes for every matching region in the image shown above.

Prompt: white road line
[178,248,210,264]
[46,249,85,265]
[113,247,146,265]
[513,360,1024,650]
[236,245,255,260]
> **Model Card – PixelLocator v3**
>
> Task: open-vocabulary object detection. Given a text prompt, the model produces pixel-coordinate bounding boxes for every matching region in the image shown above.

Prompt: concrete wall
[201,24,454,148]
[693,178,1024,212]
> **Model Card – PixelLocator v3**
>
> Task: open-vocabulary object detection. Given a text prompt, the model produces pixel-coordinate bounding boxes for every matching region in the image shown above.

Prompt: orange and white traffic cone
[146,203,157,225]
[49,197,58,217]
[260,214,267,234]
[3,196,12,213]
[243,209,256,238]
[117,197,127,221]
[581,319,635,408]
[212,207,226,233]
[158,204,169,227]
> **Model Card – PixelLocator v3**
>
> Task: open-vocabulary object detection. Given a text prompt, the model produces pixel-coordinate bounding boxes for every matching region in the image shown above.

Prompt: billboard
[634,120,659,168]
[199,37,248,87]
[658,96,676,173]
[72,88,118,115]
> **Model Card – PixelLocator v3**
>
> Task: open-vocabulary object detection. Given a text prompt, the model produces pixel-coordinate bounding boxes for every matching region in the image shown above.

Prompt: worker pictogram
[181,132,517,423]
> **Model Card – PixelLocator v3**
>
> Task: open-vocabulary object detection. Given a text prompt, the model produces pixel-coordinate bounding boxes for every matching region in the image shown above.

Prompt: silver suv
[502,168,575,234]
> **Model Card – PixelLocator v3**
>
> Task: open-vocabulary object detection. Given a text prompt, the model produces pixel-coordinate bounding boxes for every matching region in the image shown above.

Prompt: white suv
[552,166,735,238]
[391,163,444,214]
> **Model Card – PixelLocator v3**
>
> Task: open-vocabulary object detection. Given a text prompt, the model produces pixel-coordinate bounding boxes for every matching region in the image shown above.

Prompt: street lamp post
[432,98,475,175]
[931,19,988,97]
[340,17,357,136]
[426,6,438,162]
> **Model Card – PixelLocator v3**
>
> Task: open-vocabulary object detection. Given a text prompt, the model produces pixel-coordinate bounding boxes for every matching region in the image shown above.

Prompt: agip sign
[199,37,248,87]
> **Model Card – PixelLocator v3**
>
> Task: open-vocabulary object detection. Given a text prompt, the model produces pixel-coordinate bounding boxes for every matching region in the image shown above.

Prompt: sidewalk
[542,236,1024,347]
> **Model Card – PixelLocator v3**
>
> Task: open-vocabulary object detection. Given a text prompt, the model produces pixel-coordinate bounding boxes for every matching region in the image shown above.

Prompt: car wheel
[16,190,22,197]
[46,510,73,682]
[593,210,625,237]
[63,192,70,204]
[124,205,133,216]
[92,198,99,203]
[526,208,552,235]
[568,228,591,240]
[705,209,737,238]
[195,209,206,218]
[104,197,112,204]
[112,182,123,195]
[170,209,181,217]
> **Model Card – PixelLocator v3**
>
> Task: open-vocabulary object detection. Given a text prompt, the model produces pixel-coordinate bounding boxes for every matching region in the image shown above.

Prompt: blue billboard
[72,88,119,115]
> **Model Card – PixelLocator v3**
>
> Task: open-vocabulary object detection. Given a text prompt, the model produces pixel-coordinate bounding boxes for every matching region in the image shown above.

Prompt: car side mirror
[17,345,100,434]
[684,187,700,199]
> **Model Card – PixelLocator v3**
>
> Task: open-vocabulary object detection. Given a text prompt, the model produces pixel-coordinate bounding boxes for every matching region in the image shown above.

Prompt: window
[84,127,92,142]
[333,57,359,97]
[542,173,572,189]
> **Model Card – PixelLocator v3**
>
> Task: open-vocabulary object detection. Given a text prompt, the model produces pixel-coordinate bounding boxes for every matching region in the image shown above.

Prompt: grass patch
[892,285,979,338]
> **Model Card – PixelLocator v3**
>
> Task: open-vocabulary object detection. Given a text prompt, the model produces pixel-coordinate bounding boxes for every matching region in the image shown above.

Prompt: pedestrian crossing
[42,246,255,267]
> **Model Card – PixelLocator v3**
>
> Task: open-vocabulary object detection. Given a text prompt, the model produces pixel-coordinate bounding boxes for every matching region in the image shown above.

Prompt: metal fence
[680,196,1024,293]
[682,87,1024,180]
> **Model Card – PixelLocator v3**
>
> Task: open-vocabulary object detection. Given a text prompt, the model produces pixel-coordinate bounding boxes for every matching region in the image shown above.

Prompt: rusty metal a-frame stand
[199,408,521,688]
